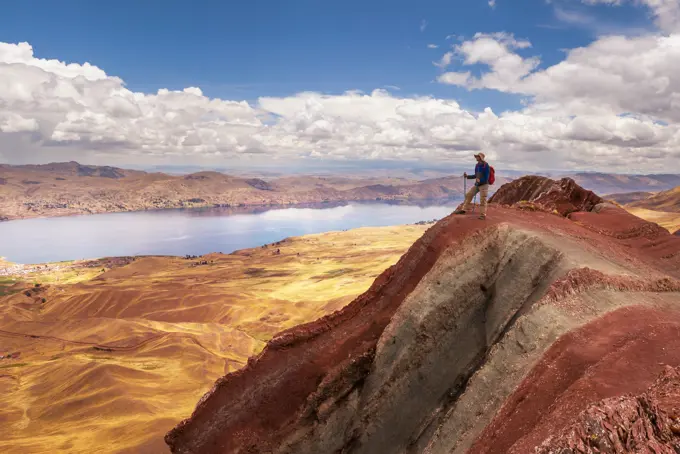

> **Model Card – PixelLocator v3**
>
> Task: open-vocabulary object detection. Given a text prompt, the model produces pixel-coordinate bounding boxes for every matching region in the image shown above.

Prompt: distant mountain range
[2,161,680,221]
[602,191,655,205]
[625,186,680,213]
[0,161,510,221]
[569,172,680,195]
[603,184,680,234]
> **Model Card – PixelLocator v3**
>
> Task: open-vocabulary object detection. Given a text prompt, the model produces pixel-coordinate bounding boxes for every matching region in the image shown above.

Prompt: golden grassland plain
[0,224,431,454]
[625,207,680,234]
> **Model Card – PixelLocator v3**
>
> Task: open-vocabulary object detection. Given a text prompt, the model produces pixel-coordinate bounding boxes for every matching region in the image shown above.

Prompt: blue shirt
[467,162,490,186]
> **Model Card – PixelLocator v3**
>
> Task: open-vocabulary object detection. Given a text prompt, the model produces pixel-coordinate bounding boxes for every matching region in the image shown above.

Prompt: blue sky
[0,0,676,174]
[0,0,653,111]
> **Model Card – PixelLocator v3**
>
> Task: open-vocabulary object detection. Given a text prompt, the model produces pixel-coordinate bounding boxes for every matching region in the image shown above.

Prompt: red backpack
[488,164,495,185]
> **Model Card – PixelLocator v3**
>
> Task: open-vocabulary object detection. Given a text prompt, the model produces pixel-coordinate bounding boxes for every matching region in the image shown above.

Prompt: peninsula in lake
[0,162,505,221]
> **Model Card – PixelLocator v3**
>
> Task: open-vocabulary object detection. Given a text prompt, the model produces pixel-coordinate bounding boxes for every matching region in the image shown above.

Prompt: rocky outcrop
[536,365,680,453]
[571,203,674,248]
[245,178,274,191]
[468,305,680,454]
[489,175,603,216]
[165,177,680,454]
[95,166,126,179]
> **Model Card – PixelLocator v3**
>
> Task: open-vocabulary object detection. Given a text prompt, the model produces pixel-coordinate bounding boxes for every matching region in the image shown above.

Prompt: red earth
[489,175,604,216]
[165,176,680,454]
[470,305,680,453]
[535,364,680,453]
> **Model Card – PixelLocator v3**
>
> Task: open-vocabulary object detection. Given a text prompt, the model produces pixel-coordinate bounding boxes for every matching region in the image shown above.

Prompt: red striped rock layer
[166,179,680,454]
[489,176,604,216]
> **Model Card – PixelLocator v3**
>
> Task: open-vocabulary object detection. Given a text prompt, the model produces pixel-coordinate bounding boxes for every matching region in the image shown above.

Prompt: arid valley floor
[2,174,680,453]
[0,224,431,453]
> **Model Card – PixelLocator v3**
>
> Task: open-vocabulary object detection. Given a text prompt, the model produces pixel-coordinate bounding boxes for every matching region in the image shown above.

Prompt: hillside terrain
[603,190,655,205]
[166,176,680,454]
[0,162,501,221]
[604,186,680,234]
[0,224,431,453]
[623,207,680,234]
[627,185,680,212]
[3,162,678,222]
[570,172,680,195]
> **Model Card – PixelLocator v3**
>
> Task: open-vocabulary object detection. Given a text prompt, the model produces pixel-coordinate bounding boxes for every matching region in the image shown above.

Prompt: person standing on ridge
[454,152,492,220]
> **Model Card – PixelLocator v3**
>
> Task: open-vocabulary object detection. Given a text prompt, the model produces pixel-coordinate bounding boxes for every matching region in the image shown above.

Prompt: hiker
[454,153,492,220]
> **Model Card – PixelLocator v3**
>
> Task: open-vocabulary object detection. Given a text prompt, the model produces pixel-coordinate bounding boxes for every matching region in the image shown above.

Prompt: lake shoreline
[0,223,433,453]
[1,220,441,268]
[0,222,437,279]
[0,196,461,223]
[0,202,453,264]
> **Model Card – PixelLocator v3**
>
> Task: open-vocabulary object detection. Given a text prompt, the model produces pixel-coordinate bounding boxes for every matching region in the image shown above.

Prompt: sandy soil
[0,224,430,453]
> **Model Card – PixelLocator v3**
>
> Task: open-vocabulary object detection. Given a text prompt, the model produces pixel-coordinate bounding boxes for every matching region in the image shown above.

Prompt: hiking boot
[453,209,466,214]
[478,214,486,220]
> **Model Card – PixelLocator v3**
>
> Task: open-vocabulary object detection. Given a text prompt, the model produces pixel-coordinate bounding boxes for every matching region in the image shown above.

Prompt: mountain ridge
[2,162,680,221]
[569,172,680,194]
[603,185,680,234]
[0,161,502,221]
[165,176,680,453]
[627,185,680,212]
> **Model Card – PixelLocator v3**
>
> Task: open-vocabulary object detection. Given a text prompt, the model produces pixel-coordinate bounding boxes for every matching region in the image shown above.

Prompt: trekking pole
[463,174,466,202]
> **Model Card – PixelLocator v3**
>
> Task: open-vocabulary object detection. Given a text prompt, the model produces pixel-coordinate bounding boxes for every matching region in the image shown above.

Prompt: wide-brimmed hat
[474,152,486,160]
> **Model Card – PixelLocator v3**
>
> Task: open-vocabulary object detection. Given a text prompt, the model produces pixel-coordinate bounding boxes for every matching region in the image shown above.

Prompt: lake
[0,200,461,264]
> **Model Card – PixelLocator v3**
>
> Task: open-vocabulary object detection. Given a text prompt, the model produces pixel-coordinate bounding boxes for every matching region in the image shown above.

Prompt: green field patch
[0,363,28,369]
[0,277,23,296]
[311,268,356,280]
[243,268,294,278]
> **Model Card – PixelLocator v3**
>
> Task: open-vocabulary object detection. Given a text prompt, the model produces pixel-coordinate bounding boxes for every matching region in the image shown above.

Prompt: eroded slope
[167,178,680,454]
[628,185,680,212]
[0,225,429,453]
[607,185,680,234]
[535,365,680,453]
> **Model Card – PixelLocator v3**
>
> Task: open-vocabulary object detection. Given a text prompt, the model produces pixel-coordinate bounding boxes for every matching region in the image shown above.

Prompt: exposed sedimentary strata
[279,225,568,454]
[489,176,603,215]
[166,177,680,454]
[534,365,680,453]
[471,305,680,454]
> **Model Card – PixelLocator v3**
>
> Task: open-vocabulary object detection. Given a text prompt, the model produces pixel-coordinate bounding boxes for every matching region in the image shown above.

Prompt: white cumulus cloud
[438,32,680,122]
[437,33,538,91]
[0,113,39,133]
[582,0,680,32]
[0,38,680,173]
